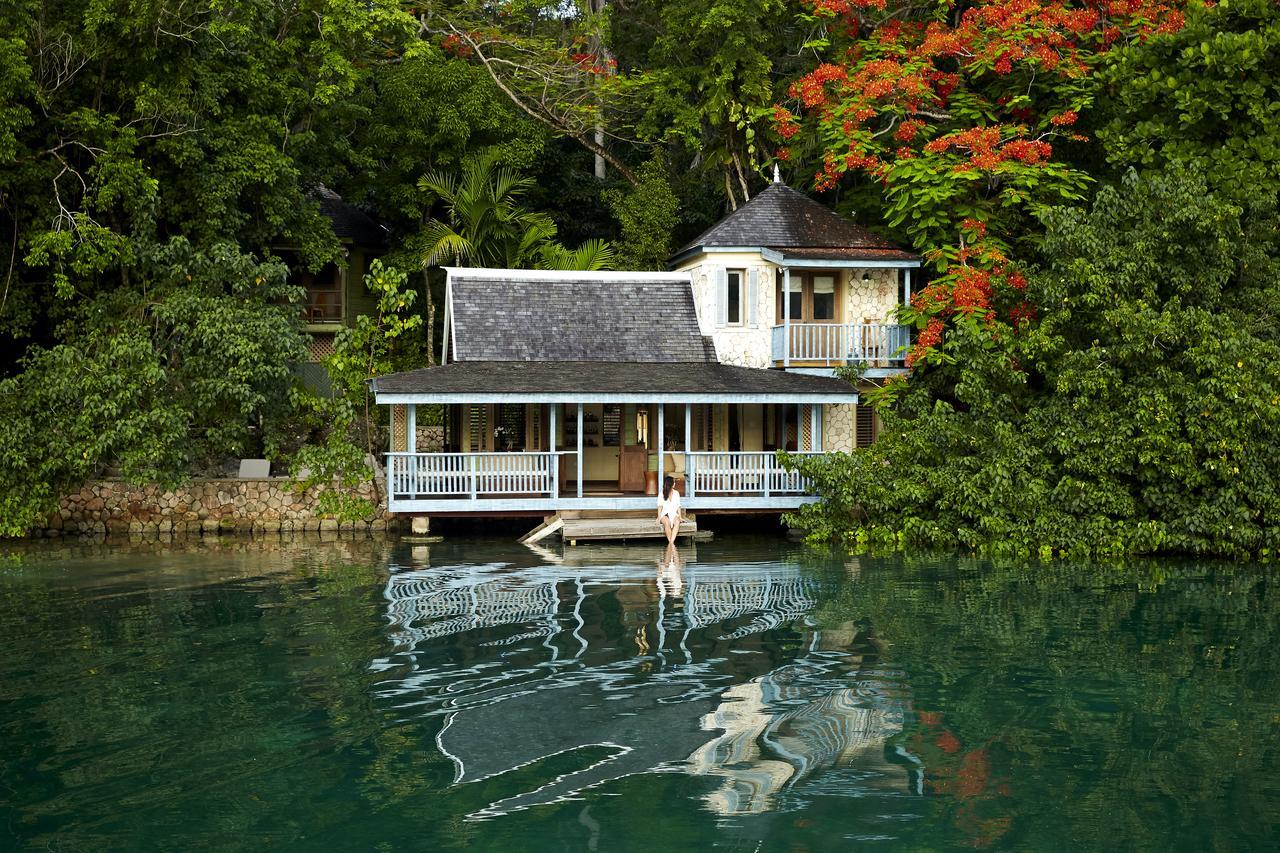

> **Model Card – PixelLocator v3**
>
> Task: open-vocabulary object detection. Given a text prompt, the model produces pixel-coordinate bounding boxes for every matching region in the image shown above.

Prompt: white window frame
[724,268,745,327]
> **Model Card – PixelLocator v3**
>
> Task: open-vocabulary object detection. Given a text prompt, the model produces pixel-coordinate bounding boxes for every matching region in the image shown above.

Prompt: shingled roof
[373,361,858,402]
[315,186,386,246]
[447,270,715,363]
[674,181,917,263]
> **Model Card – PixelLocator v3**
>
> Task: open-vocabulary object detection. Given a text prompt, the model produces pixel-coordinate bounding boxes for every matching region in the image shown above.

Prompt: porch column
[549,404,559,500]
[783,267,792,368]
[684,404,693,499]
[904,268,912,308]
[407,404,416,453]
[576,402,584,498]
[657,403,665,489]
[811,404,821,451]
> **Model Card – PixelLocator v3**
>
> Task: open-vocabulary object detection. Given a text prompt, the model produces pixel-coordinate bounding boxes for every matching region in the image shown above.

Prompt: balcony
[771,323,911,368]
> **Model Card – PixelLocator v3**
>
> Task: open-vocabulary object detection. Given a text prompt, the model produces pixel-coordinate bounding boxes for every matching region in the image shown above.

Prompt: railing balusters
[385,450,825,505]
[773,322,911,367]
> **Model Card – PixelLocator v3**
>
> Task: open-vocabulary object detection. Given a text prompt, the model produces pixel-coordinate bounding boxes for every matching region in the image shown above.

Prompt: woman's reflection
[657,543,684,599]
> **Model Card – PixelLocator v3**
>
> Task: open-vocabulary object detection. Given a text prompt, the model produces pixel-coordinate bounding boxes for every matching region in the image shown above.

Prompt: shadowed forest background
[2,0,1279,556]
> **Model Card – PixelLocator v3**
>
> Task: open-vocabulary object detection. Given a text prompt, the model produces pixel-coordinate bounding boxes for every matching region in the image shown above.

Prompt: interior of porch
[390,401,827,499]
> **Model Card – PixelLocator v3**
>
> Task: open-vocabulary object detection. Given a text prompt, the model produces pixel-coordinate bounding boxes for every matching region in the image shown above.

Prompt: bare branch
[420,13,642,187]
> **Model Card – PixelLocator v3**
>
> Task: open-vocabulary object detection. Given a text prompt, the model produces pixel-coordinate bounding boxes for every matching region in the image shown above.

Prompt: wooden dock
[520,510,697,545]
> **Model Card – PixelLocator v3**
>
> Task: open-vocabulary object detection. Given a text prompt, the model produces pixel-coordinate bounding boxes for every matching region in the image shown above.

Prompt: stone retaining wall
[37,478,404,537]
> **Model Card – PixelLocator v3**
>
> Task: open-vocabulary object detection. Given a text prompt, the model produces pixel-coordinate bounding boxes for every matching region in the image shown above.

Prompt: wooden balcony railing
[685,452,823,498]
[387,451,566,501]
[771,323,910,367]
[385,451,827,507]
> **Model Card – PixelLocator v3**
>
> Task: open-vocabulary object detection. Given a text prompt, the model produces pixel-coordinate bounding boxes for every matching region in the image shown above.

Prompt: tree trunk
[594,126,606,180]
[423,269,435,364]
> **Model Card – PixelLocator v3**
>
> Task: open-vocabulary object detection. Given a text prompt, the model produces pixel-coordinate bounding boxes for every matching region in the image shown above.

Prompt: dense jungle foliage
[1,0,1277,555]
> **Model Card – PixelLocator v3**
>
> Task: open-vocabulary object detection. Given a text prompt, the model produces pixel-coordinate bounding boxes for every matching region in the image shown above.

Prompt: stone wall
[36,477,404,538]
[684,254,775,369]
[845,268,901,323]
[823,403,855,453]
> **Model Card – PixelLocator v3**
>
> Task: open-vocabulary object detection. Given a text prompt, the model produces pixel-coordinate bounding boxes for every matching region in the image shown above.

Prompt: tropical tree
[1095,0,1280,205]
[785,168,1280,558]
[418,153,615,270]
[291,260,423,520]
[775,0,1189,368]
[0,241,306,536]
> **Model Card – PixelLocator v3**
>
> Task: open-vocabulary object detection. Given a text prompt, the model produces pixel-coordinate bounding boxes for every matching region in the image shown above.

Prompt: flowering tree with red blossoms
[777,0,1189,367]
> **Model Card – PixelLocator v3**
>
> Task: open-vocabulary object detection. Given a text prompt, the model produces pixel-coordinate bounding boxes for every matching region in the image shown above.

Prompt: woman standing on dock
[657,475,682,546]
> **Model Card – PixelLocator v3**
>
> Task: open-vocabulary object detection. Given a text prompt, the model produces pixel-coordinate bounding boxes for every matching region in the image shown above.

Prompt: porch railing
[685,451,823,498]
[386,451,828,506]
[387,451,567,500]
[771,322,910,367]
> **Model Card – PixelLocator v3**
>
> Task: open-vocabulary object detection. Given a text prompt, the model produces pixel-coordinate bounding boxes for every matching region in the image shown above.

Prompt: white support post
[406,403,417,499]
[576,403,584,499]
[683,404,692,497]
[811,404,821,452]
[904,268,912,309]
[657,403,665,490]
[550,404,559,500]
[783,267,792,368]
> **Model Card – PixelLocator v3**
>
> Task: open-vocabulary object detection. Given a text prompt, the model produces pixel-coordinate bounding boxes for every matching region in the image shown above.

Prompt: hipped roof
[675,182,918,263]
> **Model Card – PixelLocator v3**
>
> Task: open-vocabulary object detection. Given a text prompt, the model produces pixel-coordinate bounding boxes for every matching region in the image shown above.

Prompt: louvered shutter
[714,266,728,327]
[748,268,759,326]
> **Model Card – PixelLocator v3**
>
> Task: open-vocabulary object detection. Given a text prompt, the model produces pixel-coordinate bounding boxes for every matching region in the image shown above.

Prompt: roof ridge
[673,181,910,258]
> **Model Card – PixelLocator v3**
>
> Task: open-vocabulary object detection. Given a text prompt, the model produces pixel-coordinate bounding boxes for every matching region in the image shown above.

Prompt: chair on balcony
[663,451,687,494]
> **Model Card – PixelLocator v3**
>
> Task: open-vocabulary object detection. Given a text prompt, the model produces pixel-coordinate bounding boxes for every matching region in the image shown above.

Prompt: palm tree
[418,154,614,271]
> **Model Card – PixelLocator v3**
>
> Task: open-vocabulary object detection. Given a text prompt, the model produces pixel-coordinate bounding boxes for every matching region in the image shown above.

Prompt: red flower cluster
[1008,302,1037,327]
[895,119,925,141]
[1050,109,1079,126]
[1002,138,1053,163]
[906,317,946,367]
[809,0,888,14]
[774,106,801,140]
[789,63,848,108]
[441,34,473,58]
[952,268,994,314]
[569,52,616,75]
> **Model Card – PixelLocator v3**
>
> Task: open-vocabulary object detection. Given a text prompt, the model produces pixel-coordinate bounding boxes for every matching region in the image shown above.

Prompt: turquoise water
[1,536,1278,851]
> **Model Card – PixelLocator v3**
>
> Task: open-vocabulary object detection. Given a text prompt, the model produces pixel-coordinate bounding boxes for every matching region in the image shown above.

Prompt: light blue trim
[386,496,820,513]
[761,247,921,269]
[784,366,907,379]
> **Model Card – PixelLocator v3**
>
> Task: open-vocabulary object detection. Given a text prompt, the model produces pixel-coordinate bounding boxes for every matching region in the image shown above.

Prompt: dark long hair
[662,475,675,501]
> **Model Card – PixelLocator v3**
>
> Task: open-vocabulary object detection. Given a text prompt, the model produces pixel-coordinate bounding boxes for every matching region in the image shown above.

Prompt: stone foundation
[35,478,405,538]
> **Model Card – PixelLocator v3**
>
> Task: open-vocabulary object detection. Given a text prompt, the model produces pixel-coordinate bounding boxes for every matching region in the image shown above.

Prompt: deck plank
[560,515,696,542]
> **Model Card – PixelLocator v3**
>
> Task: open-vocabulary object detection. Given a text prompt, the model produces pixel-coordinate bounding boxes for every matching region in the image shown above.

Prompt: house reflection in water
[371,545,918,818]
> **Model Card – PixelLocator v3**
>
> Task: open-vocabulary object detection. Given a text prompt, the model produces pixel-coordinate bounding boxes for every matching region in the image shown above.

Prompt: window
[602,405,621,447]
[284,255,343,324]
[812,275,836,320]
[726,269,743,325]
[855,404,877,448]
[777,271,840,323]
[494,403,526,451]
